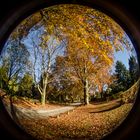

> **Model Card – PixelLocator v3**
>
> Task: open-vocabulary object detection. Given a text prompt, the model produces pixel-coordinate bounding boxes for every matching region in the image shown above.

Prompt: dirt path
[3,98,122,120]
[3,101,81,119]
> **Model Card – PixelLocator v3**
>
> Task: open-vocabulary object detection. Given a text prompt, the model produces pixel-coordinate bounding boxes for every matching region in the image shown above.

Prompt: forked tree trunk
[38,46,51,105]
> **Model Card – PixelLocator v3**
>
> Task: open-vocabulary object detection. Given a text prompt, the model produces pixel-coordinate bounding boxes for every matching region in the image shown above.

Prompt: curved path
[3,99,122,120]
[3,102,81,120]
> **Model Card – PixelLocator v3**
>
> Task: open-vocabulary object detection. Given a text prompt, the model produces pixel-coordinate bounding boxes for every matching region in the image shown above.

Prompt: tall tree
[2,4,132,105]
[0,39,30,93]
[114,61,131,91]
[129,55,139,84]
[36,34,64,105]
[36,5,131,104]
[95,67,112,99]
[50,56,83,103]
[63,40,110,104]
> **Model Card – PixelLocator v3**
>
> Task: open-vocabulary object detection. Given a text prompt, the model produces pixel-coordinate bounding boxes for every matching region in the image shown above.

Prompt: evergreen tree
[115,61,131,88]
[129,55,139,84]
[110,61,131,93]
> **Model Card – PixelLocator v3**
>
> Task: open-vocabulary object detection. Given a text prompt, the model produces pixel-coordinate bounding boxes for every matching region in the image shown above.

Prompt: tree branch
[37,85,43,95]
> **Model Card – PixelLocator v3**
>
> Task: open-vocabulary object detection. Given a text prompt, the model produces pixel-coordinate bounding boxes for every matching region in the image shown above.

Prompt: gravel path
[3,99,122,120]
[3,101,81,119]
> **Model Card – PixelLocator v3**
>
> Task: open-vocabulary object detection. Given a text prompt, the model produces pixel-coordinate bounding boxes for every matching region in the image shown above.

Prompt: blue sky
[22,26,135,74]
[114,48,130,69]
[113,34,137,71]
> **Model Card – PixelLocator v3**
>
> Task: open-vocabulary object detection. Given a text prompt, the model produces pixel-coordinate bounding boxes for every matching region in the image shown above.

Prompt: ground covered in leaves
[19,103,133,140]
[1,94,64,110]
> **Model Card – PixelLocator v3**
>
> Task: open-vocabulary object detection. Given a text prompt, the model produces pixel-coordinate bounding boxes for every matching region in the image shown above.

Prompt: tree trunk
[41,75,48,105]
[100,86,104,100]
[84,79,89,105]
[38,72,49,105]
[41,91,46,105]
[100,92,103,99]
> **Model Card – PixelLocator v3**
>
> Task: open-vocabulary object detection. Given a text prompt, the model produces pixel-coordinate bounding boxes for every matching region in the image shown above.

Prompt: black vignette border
[0,0,140,140]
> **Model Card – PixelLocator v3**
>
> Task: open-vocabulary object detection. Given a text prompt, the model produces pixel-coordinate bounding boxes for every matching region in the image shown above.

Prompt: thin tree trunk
[41,91,46,105]
[84,78,89,105]
[101,92,103,99]
[100,86,104,100]
[40,74,48,105]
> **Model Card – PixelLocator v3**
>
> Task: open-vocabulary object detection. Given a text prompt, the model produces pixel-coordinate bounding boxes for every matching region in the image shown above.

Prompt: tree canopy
[0,4,137,104]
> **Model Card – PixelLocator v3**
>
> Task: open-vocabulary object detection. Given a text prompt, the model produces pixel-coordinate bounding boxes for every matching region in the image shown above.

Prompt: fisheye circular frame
[0,0,140,140]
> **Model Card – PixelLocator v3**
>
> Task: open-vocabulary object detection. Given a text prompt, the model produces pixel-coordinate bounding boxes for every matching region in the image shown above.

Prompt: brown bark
[84,79,89,105]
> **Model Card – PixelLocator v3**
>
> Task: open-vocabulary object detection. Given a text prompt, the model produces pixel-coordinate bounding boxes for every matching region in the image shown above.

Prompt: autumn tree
[49,56,83,103]
[34,5,131,104]
[94,67,112,99]
[35,34,64,105]
[1,4,132,105]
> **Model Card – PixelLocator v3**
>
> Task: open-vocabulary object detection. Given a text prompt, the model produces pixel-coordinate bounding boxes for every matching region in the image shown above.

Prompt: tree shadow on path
[9,95,21,127]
